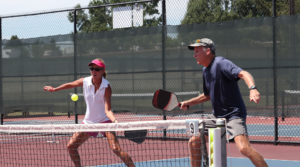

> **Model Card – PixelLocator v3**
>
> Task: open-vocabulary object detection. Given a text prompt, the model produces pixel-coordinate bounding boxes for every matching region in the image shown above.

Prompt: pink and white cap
[88,60,105,70]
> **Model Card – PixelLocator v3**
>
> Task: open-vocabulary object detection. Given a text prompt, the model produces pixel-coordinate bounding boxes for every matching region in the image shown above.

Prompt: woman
[44,58,135,167]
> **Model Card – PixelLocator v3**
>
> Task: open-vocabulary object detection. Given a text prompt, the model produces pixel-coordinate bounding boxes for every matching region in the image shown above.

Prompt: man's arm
[238,70,261,104]
[180,93,210,110]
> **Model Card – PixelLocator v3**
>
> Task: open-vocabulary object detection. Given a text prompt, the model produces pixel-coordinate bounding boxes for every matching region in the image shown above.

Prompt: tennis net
[0,119,224,167]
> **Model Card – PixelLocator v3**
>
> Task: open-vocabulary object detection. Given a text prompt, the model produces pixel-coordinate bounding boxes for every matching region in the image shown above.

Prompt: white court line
[93,157,190,167]
[228,157,300,162]
[70,91,200,97]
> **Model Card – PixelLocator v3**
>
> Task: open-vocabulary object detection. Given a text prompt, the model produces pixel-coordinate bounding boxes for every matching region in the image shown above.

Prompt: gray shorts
[202,114,248,140]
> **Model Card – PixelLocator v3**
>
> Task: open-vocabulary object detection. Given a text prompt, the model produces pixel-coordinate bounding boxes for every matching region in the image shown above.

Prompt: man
[180,38,268,167]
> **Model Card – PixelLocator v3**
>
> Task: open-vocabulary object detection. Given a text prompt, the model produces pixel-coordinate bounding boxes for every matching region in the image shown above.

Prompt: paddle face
[152,89,180,111]
[124,130,147,144]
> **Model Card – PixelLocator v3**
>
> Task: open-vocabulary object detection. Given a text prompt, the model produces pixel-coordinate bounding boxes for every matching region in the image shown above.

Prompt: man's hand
[249,89,261,104]
[180,102,189,110]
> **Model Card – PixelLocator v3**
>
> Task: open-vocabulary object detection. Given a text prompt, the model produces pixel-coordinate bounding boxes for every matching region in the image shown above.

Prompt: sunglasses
[89,67,103,71]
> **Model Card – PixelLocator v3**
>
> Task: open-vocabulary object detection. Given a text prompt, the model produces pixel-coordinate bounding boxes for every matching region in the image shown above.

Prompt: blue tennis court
[94,157,300,167]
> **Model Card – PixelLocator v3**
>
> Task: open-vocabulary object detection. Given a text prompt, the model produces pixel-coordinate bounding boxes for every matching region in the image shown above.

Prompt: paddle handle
[178,103,189,109]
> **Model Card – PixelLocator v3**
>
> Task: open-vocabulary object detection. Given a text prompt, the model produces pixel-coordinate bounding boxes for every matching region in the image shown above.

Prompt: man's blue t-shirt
[203,56,247,120]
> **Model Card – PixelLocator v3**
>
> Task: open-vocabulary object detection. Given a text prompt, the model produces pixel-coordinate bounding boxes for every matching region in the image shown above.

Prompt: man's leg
[188,135,208,167]
[234,135,268,167]
[189,135,201,167]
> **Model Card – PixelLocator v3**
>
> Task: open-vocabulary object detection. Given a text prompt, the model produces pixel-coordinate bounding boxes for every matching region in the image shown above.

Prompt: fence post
[289,0,295,15]
[74,10,78,124]
[282,91,285,121]
[272,0,278,145]
[0,18,3,125]
[289,0,297,96]
[162,0,166,94]
[162,0,167,138]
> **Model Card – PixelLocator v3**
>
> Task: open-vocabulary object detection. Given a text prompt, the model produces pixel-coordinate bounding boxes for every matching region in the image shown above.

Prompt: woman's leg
[67,132,90,167]
[105,131,135,167]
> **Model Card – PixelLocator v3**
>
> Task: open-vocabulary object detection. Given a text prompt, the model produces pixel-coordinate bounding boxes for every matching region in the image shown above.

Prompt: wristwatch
[249,86,257,90]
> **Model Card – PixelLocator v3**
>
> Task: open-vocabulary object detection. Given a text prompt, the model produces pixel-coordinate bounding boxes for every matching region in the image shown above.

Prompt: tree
[43,38,63,57]
[67,4,91,33]
[67,0,161,33]
[66,0,163,53]
[181,0,297,25]
[181,0,240,25]
[4,35,30,58]
[31,40,45,58]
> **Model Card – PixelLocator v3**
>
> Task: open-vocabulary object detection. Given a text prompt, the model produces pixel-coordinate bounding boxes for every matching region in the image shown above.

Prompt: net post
[163,110,166,140]
[46,122,59,144]
[0,114,3,125]
[75,113,78,124]
[200,121,208,167]
[68,93,70,117]
[281,90,285,120]
[216,119,227,167]
[266,78,268,109]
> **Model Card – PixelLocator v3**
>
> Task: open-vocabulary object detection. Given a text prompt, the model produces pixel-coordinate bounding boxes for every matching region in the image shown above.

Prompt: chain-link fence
[1,0,300,144]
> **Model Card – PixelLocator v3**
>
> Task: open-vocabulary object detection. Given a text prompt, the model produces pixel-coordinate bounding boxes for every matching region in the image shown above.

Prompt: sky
[0,0,188,40]
[0,0,93,39]
[0,0,92,16]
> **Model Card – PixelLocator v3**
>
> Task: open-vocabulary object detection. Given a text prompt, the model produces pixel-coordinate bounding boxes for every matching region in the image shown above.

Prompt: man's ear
[206,47,211,54]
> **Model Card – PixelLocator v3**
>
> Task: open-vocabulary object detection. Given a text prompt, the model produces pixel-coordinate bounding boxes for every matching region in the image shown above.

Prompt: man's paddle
[152,89,189,111]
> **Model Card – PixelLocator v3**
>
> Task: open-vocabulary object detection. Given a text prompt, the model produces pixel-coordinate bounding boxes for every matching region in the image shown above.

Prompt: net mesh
[0,120,210,167]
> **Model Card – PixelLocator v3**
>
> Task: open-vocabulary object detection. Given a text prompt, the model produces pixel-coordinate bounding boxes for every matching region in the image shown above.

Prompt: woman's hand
[44,86,54,92]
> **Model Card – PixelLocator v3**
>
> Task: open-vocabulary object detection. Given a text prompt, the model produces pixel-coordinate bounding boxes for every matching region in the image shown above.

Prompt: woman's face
[89,64,104,80]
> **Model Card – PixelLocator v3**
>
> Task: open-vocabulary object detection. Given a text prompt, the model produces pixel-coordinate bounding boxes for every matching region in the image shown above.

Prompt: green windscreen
[1,15,300,117]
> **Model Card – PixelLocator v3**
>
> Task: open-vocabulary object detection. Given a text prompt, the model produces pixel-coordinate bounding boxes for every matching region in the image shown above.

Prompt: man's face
[193,46,208,65]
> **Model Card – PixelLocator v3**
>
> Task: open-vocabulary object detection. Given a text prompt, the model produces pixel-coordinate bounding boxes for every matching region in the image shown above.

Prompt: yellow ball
[210,132,214,142]
[211,163,214,167]
[210,153,214,164]
[71,94,78,101]
[210,142,213,153]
